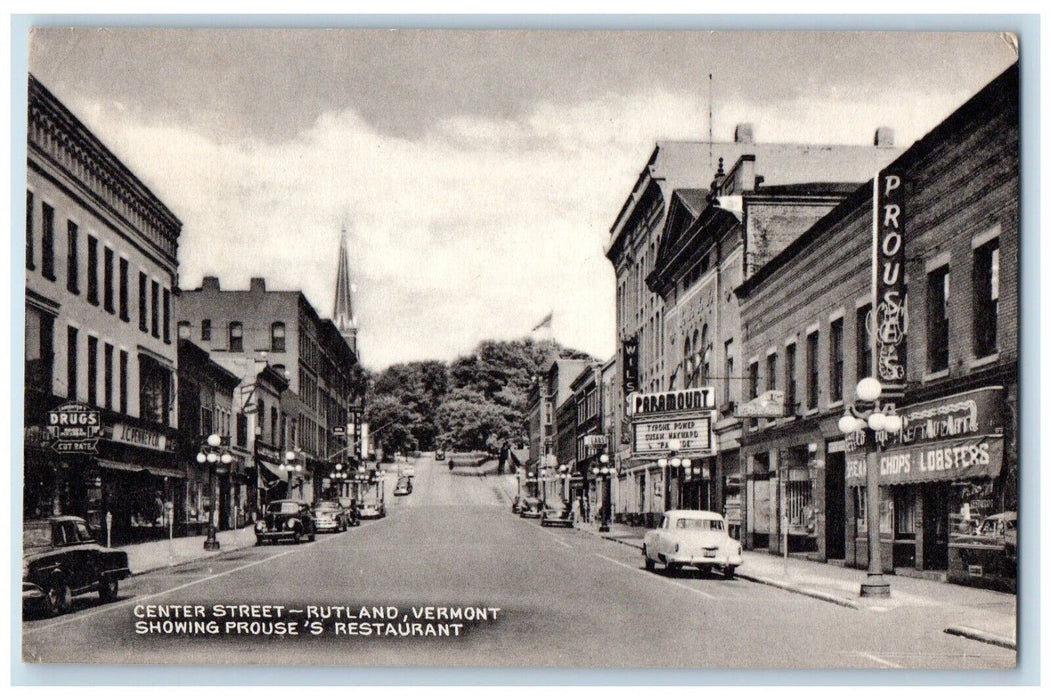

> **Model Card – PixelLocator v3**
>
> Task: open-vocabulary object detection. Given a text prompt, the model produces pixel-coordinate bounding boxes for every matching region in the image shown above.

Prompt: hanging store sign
[628,387,716,416]
[621,335,639,396]
[633,416,713,455]
[735,390,785,418]
[110,422,172,452]
[873,169,908,400]
[583,435,608,447]
[846,435,1004,487]
[47,402,102,453]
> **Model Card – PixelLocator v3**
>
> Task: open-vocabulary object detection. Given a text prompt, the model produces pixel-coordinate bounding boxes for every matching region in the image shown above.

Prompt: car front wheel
[724,565,736,580]
[643,547,656,571]
[44,580,72,617]
[99,577,119,603]
[292,529,302,545]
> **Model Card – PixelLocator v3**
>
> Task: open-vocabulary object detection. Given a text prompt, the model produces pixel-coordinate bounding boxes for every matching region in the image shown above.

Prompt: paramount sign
[628,387,716,416]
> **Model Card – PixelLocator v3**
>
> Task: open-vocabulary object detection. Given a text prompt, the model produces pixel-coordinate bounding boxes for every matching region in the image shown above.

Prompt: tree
[364,394,421,456]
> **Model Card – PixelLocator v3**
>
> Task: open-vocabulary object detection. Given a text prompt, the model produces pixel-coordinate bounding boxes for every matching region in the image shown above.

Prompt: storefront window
[139,355,171,426]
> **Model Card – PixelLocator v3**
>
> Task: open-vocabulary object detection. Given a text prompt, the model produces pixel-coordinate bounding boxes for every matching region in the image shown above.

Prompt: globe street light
[839,377,904,598]
[657,438,684,512]
[197,433,233,551]
[592,453,617,532]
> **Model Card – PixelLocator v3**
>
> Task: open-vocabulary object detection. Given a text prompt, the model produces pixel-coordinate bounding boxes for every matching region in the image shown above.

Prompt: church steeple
[333,227,358,358]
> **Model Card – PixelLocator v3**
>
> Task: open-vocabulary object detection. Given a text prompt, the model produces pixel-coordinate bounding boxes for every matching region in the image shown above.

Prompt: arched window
[683,336,693,388]
[700,324,711,385]
[271,322,286,353]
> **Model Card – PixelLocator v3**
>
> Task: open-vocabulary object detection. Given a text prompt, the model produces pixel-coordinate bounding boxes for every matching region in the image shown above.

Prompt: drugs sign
[47,402,102,453]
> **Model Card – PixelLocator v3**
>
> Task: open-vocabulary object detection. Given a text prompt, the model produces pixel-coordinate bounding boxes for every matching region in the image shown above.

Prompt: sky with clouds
[28,29,1017,371]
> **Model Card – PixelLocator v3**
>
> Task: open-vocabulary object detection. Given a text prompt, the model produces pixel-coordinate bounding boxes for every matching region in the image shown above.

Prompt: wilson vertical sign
[873,170,907,400]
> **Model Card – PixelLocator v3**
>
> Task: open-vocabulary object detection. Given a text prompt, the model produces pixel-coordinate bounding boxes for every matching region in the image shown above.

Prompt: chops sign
[874,169,907,399]
[47,402,102,454]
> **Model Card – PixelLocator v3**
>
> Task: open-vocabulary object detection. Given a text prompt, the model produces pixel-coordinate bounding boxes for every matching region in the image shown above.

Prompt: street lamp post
[281,450,304,500]
[657,438,684,512]
[558,464,570,501]
[197,433,233,551]
[592,454,617,532]
[838,376,904,598]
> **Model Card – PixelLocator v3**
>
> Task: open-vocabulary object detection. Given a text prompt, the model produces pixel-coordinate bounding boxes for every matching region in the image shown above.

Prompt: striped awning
[96,458,185,479]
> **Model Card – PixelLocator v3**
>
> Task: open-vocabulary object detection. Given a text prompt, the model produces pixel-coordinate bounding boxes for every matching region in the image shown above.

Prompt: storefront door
[825,451,846,560]
[922,482,950,570]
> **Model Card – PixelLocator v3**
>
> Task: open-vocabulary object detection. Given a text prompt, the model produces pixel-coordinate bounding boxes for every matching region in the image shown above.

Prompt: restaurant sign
[47,402,102,454]
[628,387,716,416]
[846,436,1004,487]
[873,169,908,401]
[634,415,714,455]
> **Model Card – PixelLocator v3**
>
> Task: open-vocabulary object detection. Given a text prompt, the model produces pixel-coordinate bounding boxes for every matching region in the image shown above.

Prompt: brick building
[24,75,184,545]
[734,63,1018,586]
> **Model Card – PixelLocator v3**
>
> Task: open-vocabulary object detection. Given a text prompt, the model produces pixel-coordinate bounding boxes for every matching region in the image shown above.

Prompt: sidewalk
[119,524,258,576]
[574,518,1017,650]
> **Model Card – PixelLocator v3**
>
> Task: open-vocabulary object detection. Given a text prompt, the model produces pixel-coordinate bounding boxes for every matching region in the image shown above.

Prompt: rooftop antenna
[708,72,714,169]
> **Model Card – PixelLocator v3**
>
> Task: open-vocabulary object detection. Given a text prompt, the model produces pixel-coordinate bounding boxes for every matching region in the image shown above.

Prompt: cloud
[59,80,979,370]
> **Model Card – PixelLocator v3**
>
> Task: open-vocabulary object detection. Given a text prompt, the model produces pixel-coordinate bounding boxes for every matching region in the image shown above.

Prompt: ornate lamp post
[591,453,618,532]
[281,449,304,500]
[558,464,570,501]
[197,433,233,551]
[837,376,904,598]
[657,438,684,512]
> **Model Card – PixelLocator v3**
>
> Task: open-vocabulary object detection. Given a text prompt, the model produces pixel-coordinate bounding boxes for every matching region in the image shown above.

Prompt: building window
[927,265,950,372]
[41,202,55,281]
[139,355,171,426]
[138,272,148,331]
[162,288,171,344]
[66,221,79,294]
[150,280,160,338]
[236,413,248,448]
[806,331,819,410]
[229,322,243,352]
[66,326,78,400]
[785,342,797,413]
[201,319,212,341]
[271,322,286,352]
[748,361,759,400]
[119,258,129,321]
[104,343,114,410]
[830,318,844,402]
[87,236,99,305]
[119,350,128,415]
[26,191,34,270]
[766,353,777,392]
[271,406,279,446]
[974,239,1000,358]
[87,335,98,407]
[723,340,735,405]
[700,324,711,385]
[177,321,191,339]
[103,247,115,313]
[257,400,266,438]
[856,305,872,382]
[25,306,54,391]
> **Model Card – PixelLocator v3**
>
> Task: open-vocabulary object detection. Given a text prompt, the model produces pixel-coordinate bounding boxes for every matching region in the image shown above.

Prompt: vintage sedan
[393,477,413,496]
[359,499,386,519]
[642,510,743,578]
[23,516,131,617]
[337,497,361,527]
[540,499,575,528]
[314,500,348,533]
[435,450,446,461]
[518,496,544,519]
[254,500,317,545]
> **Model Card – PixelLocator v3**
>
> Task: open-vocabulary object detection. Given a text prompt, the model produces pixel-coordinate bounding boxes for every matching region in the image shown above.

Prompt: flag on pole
[531,311,553,333]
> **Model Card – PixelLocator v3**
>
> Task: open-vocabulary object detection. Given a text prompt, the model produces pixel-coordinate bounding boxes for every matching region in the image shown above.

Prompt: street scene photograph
[19,27,1021,671]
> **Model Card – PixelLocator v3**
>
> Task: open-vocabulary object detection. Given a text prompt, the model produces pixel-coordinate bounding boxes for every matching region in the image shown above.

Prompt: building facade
[734,63,1018,586]
[177,276,359,507]
[25,75,183,545]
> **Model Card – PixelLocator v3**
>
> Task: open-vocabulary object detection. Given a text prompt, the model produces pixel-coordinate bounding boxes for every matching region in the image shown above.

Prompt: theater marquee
[634,416,714,455]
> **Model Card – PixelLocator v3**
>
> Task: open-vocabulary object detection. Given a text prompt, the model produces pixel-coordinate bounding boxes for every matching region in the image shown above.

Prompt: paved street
[22,456,1016,669]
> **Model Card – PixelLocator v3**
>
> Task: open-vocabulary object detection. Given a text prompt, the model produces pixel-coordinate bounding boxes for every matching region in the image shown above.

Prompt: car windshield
[318,503,340,512]
[676,518,724,531]
[268,502,300,514]
[24,523,52,548]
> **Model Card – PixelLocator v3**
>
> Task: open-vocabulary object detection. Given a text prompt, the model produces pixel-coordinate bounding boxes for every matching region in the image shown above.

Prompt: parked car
[315,500,348,532]
[435,450,446,461]
[518,497,543,519]
[642,510,743,578]
[393,477,413,496]
[23,516,131,617]
[541,499,575,528]
[337,497,361,527]
[255,500,317,545]
[359,499,386,519]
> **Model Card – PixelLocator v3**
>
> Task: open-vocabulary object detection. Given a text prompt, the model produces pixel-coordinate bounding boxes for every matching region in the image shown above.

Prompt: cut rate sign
[633,416,713,455]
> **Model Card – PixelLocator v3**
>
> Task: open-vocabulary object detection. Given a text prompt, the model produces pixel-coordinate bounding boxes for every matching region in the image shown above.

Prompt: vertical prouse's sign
[873,170,907,400]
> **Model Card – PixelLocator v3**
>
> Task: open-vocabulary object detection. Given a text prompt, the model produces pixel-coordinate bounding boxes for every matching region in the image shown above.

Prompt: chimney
[249,277,266,293]
[874,127,895,147]
[201,276,220,291]
[734,123,754,144]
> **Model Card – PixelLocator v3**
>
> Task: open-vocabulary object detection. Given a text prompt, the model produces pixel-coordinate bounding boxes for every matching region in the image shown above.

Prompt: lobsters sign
[874,169,907,400]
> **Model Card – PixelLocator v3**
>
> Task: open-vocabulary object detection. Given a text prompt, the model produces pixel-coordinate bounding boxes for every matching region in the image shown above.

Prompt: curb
[735,572,860,609]
[128,531,256,577]
[943,625,1016,650]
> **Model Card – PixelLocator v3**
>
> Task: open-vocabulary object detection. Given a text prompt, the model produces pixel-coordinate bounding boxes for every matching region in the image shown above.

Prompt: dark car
[23,516,131,617]
[541,499,575,528]
[337,497,361,527]
[393,477,413,496]
[254,500,317,545]
[435,450,446,461]
[518,497,543,519]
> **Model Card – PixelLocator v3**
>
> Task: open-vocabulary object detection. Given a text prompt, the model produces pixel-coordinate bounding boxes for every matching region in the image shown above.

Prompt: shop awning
[845,435,1004,487]
[257,459,286,484]
[96,459,185,479]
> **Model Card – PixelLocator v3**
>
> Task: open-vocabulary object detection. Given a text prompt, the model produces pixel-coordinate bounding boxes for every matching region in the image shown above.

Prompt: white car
[400,466,415,477]
[642,510,743,578]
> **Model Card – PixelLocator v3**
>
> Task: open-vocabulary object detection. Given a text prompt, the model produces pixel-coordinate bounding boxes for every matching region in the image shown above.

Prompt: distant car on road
[315,500,349,532]
[255,500,317,545]
[518,497,543,519]
[642,510,742,578]
[435,450,446,461]
[393,477,413,496]
[23,516,131,617]
[359,500,386,519]
[400,465,415,478]
[540,499,575,528]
